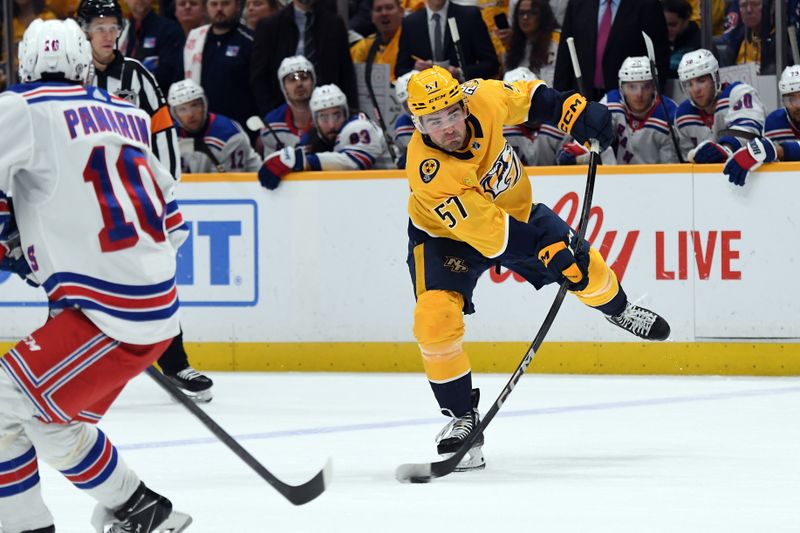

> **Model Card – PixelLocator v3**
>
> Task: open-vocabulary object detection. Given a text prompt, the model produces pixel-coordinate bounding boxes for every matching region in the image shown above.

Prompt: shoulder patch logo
[420,158,440,183]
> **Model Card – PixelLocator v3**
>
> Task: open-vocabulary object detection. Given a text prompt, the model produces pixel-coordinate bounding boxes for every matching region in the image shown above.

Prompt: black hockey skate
[98,482,192,533]
[435,389,485,472]
[166,366,213,403]
[23,527,55,532]
[606,302,670,341]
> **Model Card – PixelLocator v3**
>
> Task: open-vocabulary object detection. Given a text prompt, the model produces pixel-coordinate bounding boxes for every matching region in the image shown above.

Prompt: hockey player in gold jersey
[404,66,670,471]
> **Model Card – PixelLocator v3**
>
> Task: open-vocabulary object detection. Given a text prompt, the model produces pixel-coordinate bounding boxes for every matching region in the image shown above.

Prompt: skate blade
[170,389,212,403]
[155,511,193,532]
[441,447,485,473]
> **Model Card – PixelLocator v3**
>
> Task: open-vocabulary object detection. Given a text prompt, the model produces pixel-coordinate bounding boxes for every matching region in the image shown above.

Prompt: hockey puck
[408,476,431,484]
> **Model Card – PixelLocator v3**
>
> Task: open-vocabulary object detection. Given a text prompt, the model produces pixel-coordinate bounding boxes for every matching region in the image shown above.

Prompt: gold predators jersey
[405,78,544,259]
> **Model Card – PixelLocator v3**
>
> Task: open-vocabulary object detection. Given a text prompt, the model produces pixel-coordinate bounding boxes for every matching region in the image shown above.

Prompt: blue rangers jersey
[260,102,312,156]
[675,81,765,158]
[300,113,394,170]
[601,90,680,164]
[177,112,262,173]
[764,107,800,161]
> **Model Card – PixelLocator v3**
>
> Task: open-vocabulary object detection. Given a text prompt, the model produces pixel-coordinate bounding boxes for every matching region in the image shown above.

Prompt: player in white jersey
[78,0,213,401]
[764,65,800,161]
[502,67,565,166]
[258,84,394,189]
[598,57,680,164]
[674,49,767,165]
[393,69,419,168]
[0,19,191,533]
[259,55,316,156]
[168,79,262,173]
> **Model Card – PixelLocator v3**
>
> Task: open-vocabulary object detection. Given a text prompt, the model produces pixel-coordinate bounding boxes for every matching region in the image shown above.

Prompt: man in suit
[250,0,357,116]
[395,0,499,81]
[553,0,669,101]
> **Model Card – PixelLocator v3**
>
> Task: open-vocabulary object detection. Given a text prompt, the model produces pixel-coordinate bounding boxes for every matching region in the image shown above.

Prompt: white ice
[34,372,800,532]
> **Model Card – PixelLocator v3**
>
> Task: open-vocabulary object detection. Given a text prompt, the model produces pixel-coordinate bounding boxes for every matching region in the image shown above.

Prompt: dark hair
[662,0,692,21]
[505,0,558,72]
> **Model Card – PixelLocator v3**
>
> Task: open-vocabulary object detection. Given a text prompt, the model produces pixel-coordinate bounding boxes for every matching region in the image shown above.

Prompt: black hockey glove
[537,230,589,292]
[557,93,614,151]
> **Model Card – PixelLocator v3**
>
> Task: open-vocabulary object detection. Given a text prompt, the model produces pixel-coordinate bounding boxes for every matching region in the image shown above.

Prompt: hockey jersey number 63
[0,82,187,344]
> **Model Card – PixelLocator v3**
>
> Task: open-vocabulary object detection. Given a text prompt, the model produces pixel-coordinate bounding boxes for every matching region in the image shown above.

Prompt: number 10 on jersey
[83,145,167,252]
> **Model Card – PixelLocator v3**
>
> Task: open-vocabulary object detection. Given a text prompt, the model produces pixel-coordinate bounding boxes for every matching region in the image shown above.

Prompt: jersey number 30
[83,145,166,252]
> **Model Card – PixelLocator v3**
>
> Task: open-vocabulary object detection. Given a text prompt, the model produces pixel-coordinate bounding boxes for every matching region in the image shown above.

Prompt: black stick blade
[282,458,333,505]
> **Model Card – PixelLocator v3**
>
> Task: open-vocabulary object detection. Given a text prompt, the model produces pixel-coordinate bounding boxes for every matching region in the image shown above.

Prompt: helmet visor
[417,103,467,134]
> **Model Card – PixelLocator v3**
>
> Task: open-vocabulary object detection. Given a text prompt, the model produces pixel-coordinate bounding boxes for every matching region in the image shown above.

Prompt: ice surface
[34,372,800,532]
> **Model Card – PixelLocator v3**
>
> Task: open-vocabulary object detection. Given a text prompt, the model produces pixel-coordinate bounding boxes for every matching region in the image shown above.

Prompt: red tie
[594,0,613,89]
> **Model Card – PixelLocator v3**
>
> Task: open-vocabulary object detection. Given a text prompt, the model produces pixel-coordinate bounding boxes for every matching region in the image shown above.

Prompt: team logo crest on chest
[480,142,522,198]
[419,158,440,183]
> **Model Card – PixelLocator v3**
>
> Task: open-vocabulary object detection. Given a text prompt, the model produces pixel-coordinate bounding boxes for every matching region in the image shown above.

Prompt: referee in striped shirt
[77,0,215,402]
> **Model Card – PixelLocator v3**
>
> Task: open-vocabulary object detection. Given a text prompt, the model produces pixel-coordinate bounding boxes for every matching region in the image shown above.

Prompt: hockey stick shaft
[146,366,331,505]
[566,37,586,96]
[641,31,684,163]
[397,140,601,482]
[246,115,285,151]
[364,41,400,167]
[447,18,467,82]
[789,27,800,65]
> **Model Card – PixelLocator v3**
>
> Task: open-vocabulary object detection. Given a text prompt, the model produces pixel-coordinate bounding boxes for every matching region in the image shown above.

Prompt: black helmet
[76,0,123,27]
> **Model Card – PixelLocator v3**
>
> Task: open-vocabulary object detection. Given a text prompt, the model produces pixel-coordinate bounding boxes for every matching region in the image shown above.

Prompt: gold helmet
[407,65,465,115]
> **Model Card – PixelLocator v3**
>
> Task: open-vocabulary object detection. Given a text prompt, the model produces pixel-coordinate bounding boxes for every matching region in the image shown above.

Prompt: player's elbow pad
[526,85,563,128]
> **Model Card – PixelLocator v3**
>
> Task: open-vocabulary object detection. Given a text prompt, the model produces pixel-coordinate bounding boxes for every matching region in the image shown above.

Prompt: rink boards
[0,163,797,375]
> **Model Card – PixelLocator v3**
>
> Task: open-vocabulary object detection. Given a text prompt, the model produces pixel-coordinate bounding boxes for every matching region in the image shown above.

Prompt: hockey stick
[566,37,587,97]
[396,139,601,484]
[246,115,285,151]
[641,31,685,163]
[364,36,400,167]
[447,17,467,83]
[146,366,331,505]
[789,27,800,65]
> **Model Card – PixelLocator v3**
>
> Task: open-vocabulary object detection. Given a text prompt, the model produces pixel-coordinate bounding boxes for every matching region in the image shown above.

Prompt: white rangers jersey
[260,102,311,155]
[301,113,394,170]
[602,90,680,164]
[675,81,765,158]
[0,82,187,345]
[177,113,262,173]
[502,121,565,166]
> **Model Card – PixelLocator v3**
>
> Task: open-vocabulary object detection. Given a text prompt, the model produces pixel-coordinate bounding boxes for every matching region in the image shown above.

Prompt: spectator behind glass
[717,0,776,73]
[244,0,279,30]
[351,0,404,81]
[502,0,559,87]
[250,0,358,116]
[675,48,766,165]
[120,0,185,89]
[180,0,258,132]
[13,0,57,65]
[257,84,394,191]
[175,0,207,35]
[688,0,726,36]
[394,0,499,80]
[663,0,700,78]
[764,65,800,161]
[553,0,669,101]
[260,55,316,155]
